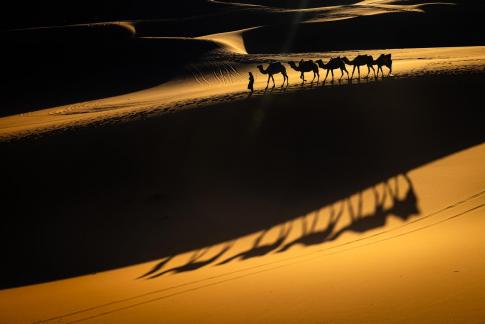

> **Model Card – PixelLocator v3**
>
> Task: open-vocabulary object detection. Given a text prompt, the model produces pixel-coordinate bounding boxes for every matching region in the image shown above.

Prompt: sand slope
[1,46,484,140]
[1,67,484,290]
[1,141,484,323]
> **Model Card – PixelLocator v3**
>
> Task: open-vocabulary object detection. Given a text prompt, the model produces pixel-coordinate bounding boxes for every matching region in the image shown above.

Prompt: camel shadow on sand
[140,173,419,279]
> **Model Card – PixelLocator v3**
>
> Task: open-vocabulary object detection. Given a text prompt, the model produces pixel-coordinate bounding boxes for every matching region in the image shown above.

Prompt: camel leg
[271,75,275,88]
[340,68,344,80]
[351,66,356,79]
[331,69,334,83]
[324,69,330,83]
[357,66,361,79]
[366,65,371,79]
[266,75,270,89]
[311,71,316,83]
[370,65,376,79]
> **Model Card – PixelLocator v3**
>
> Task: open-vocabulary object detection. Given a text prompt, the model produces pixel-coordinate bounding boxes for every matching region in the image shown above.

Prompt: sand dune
[197,28,254,54]
[1,138,484,323]
[1,1,484,323]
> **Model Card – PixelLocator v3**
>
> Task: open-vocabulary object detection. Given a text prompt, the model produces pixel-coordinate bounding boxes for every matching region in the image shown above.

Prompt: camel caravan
[255,54,392,89]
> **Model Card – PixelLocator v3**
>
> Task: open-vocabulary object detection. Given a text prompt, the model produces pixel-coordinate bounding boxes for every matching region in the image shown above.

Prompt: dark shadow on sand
[140,172,419,278]
[0,72,484,289]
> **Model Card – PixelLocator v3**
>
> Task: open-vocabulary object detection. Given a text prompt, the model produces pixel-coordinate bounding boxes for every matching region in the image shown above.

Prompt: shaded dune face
[213,0,361,8]
[0,34,222,117]
[0,1,221,30]
[1,73,484,289]
[243,5,485,53]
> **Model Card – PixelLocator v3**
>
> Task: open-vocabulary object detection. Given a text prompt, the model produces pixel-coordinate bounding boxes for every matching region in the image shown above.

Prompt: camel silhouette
[217,224,291,265]
[277,201,344,253]
[147,243,232,279]
[257,62,289,89]
[342,55,376,80]
[374,54,393,77]
[316,57,349,83]
[288,59,320,84]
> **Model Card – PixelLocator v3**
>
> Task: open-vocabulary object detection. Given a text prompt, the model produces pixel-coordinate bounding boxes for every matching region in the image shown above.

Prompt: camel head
[341,56,351,65]
[256,64,267,74]
[315,59,325,68]
[288,61,300,71]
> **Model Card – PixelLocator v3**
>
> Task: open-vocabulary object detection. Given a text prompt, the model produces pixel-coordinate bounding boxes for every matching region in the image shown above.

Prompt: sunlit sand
[1,143,484,323]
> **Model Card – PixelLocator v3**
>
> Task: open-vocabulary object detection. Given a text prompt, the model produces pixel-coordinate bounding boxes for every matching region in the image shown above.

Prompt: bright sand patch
[198,28,255,54]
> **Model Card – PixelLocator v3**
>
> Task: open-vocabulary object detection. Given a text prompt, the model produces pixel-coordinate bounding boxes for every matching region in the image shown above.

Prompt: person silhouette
[248,72,254,94]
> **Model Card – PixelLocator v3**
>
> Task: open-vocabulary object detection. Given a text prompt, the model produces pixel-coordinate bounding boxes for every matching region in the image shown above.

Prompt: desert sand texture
[0,0,484,323]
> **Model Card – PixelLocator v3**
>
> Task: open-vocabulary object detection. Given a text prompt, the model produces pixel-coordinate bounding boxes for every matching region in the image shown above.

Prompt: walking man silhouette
[248,72,254,94]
